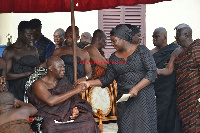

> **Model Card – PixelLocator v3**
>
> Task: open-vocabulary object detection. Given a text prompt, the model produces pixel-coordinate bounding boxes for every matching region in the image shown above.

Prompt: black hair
[18,21,30,32]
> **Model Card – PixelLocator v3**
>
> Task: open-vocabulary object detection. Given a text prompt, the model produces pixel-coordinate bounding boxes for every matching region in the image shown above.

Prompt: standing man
[3,21,40,101]
[151,27,182,133]
[78,32,92,49]
[29,18,55,64]
[53,26,92,85]
[158,24,200,132]
[83,29,107,79]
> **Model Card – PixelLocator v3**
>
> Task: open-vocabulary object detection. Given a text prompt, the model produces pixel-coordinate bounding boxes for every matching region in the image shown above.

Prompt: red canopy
[0,0,171,13]
[0,0,172,83]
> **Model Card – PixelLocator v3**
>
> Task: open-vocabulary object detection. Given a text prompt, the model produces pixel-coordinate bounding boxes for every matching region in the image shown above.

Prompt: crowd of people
[0,18,199,133]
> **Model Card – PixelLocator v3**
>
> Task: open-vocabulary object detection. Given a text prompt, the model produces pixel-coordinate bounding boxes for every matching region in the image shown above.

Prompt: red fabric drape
[0,0,171,13]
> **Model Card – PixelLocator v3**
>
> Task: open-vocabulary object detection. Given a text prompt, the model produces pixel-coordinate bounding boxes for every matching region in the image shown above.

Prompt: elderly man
[27,56,100,133]
[151,27,182,133]
[53,28,65,49]
[78,32,92,49]
[158,24,200,132]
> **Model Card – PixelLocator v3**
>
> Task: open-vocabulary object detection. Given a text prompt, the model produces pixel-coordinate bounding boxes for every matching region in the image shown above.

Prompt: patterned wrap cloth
[0,119,31,133]
[174,40,200,132]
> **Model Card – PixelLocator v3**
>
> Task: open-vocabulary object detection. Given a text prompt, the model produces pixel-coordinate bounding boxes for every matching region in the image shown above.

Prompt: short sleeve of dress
[139,45,157,82]
[99,54,116,87]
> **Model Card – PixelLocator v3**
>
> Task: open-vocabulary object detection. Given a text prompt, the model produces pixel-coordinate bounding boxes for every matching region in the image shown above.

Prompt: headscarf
[125,24,141,36]
[110,24,132,43]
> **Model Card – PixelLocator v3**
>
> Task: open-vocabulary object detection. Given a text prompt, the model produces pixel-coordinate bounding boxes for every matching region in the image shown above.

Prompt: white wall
[0,11,98,45]
[0,13,14,45]
[146,0,200,50]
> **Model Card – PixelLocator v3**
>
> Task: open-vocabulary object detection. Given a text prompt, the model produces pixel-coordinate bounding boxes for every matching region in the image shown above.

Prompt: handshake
[74,82,88,93]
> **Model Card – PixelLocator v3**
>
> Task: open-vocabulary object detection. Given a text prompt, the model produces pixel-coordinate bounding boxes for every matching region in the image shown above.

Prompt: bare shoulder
[84,45,93,51]
[2,45,15,60]
[84,45,96,53]
[32,77,46,89]
[81,48,90,58]
[0,57,5,63]
[30,45,38,54]
[53,46,69,56]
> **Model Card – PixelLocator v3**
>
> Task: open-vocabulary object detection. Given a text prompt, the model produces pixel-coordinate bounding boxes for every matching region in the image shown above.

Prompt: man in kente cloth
[158,24,200,132]
[27,56,100,133]
[151,27,182,133]
[83,29,107,80]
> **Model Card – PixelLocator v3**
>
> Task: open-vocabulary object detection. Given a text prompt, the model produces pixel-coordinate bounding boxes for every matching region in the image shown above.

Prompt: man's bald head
[174,23,190,30]
[175,24,193,47]
[177,25,192,38]
[0,92,15,108]
[92,29,107,40]
[46,56,63,68]
[54,28,65,37]
[91,29,107,48]
[152,27,167,48]
[46,56,65,79]
[154,27,167,37]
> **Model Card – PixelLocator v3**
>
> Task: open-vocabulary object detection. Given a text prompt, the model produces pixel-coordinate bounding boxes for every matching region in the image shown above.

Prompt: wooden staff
[70,0,77,84]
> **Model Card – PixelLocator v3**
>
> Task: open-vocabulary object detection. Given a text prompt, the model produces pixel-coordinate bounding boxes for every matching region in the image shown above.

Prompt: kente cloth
[91,65,105,80]
[91,49,106,80]
[174,40,200,133]
[0,119,31,133]
[34,35,55,63]
[7,55,40,101]
[99,45,157,133]
[27,76,100,133]
[153,43,182,133]
[60,54,85,84]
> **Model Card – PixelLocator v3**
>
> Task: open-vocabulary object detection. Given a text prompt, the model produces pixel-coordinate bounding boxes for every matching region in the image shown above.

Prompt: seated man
[0,91,37,133]
[27,56,100,133]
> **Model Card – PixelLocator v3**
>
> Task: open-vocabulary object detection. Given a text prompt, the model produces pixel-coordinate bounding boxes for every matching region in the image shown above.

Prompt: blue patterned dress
[99,45,157,133]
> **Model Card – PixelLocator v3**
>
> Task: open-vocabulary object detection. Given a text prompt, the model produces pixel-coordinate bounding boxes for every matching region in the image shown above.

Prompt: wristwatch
[85,76,89,80]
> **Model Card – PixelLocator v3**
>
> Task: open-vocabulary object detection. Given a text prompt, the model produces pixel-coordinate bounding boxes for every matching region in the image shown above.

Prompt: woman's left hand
[128,88,139,98]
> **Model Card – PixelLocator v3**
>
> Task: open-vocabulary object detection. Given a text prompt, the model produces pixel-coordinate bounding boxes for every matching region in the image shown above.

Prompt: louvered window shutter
[98,5,146,58]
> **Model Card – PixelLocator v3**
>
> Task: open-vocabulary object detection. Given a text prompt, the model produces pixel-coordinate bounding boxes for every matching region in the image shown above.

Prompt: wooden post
[70,0,77,84]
